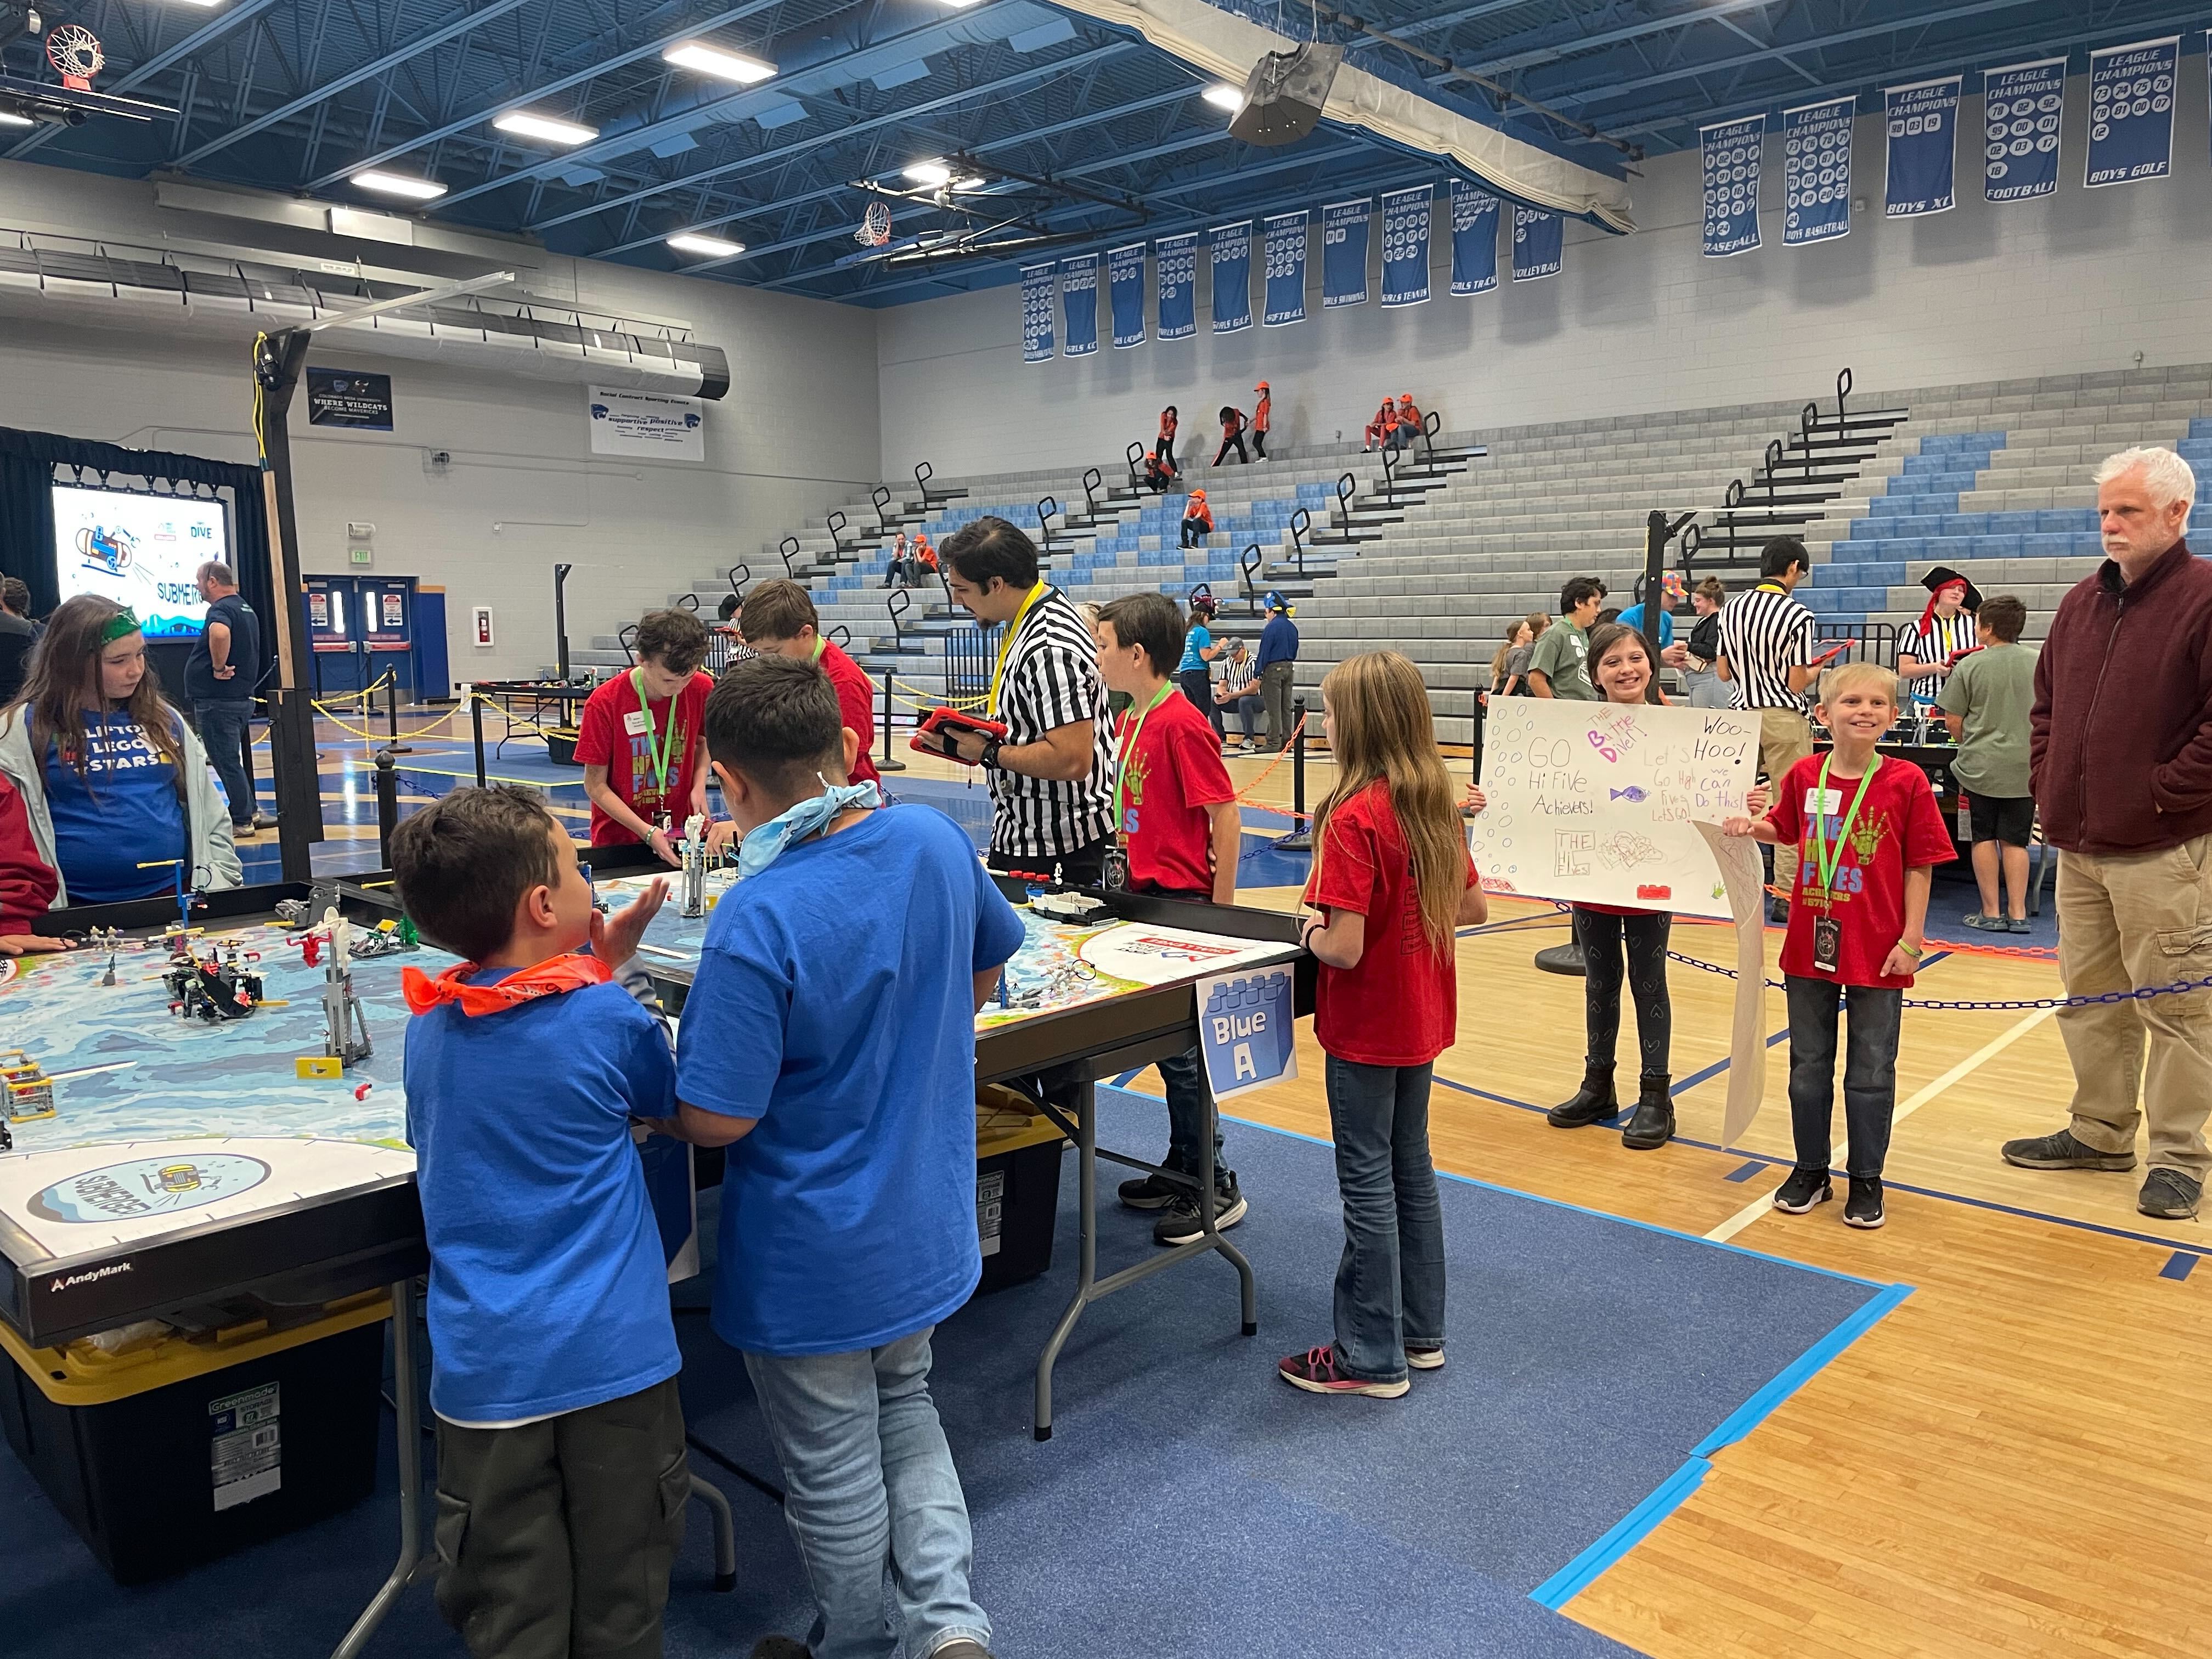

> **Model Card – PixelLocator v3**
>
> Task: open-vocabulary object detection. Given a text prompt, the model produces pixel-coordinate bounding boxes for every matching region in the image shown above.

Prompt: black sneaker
[2000,1129,2136,1172]
[1118,1169,1183,1210]
[1843,1177,1885,1229]
[1153,1182,1247,1245]
[2139,1168,2203,1220]
[748,1640,811,1659]
[1771,1167,1832,1214]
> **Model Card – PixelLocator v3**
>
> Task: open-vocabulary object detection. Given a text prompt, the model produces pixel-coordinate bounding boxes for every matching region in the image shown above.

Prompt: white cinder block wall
[878,71,2212,477]
[0,164,882,683]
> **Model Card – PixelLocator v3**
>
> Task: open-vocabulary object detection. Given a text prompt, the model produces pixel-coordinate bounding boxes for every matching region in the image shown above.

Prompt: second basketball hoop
[855,201,892,248]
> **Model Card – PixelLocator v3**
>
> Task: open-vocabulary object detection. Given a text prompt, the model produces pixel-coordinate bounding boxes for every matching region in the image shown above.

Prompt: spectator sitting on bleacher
[1141,448,1181,494]
[881,529,911,589]
[1362,399,1396,452]
[913,533,939,583]
[1214,405,1250,467]
[1180,489,1214,548]
[1158,405,1180,471]
[1897,566,1982,706]
[1389,394,1421,450]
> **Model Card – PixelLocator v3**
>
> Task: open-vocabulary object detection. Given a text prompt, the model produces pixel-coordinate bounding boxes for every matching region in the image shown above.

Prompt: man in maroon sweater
[2003,447,2212,1220]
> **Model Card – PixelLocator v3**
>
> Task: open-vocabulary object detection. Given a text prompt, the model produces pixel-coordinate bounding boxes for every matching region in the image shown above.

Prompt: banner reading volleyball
[1020,264,1054,364]
[2085,37,2177,187]
[1380,185,1431,307]
[1059,253,1098,357]
[1321,199,1369,307]
[1782,98,1854,244]
[1211,221,1253,333]
[1983,59,2064,201]
[1512,206,1562,282]
[1156,233,1197,341]
[1262,211,1307,327]
[1108,244,1146,348]
[1884,76,1960,216]
[1449,179,1498,296]
[1699,115,1764,257]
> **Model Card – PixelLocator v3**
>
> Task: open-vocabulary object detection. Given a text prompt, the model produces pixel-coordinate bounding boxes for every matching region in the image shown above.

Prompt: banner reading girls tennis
[1379,185,1431,307]
[1156,233,1197,341]
[1321,199,1370,307]
[1982,59,2063,201]
[1450,179,1498,296]
[1020,264,1054,364]
[1262,211,1307,327]
[1211,221,1253,334]
[1699,115,1764,257]
[1884,76,1960,216]
[1059,253,1099,357]
[1512,206,1562,282]
[1108,244,1146,348]
[2085,37,2177,187]
[1782,98,1853,245]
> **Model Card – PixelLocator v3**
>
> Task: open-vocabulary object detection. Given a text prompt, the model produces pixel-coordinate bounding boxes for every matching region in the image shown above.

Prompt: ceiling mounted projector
[1227,43,1342,146]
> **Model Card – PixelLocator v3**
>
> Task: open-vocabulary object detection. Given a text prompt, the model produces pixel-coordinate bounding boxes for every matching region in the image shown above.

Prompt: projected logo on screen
[52,483,228,638]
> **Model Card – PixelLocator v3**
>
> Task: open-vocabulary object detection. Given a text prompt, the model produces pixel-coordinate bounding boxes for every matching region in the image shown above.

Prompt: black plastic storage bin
[974,1105,1065,1296]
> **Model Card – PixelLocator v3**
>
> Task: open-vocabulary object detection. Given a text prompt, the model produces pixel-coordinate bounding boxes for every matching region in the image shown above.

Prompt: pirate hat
[1920,566,1983,610]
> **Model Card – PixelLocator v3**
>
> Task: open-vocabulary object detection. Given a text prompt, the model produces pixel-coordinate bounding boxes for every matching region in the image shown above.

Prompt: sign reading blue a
[1884,76,1960,216]
[1195,966,1298,1101]
[1108,243,1146,348]
[1512,206,1562,282]
[1020,264,1054,364]
[1156,234,1198,341]
[1983,59,2064,202]
[1449,179,1498,295]
[2085,37,2176,188]
[1321,199,1369,308]
[1262,211,1307,326]
[1699,115,1764,257]
[1211,221,1253,334]
[1059,253,1098,357]
[1782,98,1853,245]
[1380,185,1431,307]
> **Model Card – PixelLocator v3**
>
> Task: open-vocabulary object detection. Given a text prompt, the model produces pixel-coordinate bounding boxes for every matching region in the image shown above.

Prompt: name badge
[1804,787,1843,817]
[623,709,651,736]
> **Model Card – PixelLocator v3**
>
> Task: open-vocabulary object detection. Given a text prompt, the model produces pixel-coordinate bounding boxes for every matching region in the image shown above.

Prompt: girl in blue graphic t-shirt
[0,595,243,907]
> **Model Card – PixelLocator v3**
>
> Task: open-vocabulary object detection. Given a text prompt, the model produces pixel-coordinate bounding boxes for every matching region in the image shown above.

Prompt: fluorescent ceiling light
[663,42,777,83]
[0,111,31,128]
[350,169,447,201]
[164,0,225,7]
[903,160,952,186]
[669,232,745,258]
[493,110,599,146]
[938,0,986,8]
[1202,84,1244,112]
[955,176,986,190]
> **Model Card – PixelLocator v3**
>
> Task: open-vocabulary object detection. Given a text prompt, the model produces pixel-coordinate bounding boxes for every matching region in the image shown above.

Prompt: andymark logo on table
[1059,252,1099,358]
[306,366,393,431]
[1380,184,1431,307]
[1884,76,1961,216]
[1262,211,1307,327]
[1321,198,1370,308]
[2084,36,2177,187]
[585,386,704,461]
[1511,206,1562,282]
[1449,179,1498,296]
[1782,97,1854,244]
[1155,233,1198,341]
[1983,58,2064,201]
[1700,114,1765,257]
[1108,243,1147,349]
[1210,221,1253,333]
[1020,263,1056,363]
[1196,966,1297,1101]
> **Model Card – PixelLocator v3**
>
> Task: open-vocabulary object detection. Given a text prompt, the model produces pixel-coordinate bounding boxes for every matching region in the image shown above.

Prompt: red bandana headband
[403,952,610,1017]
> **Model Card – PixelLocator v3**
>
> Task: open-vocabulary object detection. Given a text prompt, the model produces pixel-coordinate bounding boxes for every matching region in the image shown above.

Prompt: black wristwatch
[979,737,1005,770]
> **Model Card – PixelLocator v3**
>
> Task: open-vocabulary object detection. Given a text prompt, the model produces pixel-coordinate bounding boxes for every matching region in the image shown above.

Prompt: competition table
[466,676,600,770]
[1,850,1310,1651]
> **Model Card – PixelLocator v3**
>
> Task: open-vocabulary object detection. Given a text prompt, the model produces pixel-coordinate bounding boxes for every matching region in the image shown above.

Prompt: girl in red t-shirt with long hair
[1284,651,1486,1399]
[1157,405,1180,471]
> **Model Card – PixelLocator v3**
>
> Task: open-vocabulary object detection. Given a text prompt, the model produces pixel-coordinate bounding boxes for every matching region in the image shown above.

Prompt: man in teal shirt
[1938,593,2038,932]
[1529,577,1606,700]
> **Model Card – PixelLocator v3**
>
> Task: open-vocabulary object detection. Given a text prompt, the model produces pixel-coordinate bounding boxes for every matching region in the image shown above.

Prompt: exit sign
[348,546,373,565]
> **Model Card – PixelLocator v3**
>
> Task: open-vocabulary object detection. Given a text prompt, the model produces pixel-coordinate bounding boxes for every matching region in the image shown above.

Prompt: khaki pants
[1757,708,1814,894]
[2055,840,2212,1180]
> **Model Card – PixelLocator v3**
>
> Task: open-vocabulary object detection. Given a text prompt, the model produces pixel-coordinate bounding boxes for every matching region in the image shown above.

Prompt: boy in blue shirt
[392,786,685,1659]
[669,655,1023,1659]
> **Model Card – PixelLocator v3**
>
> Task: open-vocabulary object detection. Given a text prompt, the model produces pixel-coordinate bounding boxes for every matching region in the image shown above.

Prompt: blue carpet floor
[1,1091,1898,1658]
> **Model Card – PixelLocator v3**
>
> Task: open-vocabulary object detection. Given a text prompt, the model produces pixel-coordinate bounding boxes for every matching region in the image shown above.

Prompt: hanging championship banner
[1262,211,1307,327]
[1983,59,2064,201]
[1108,243,1146,349]
[1020,263,1055,363]
[1699,115,1764,257]
[1449,179,1499,296]
[1379,185,1431,307]
[1321,199,1370,308]
[1511,206,1562,282]
[1782,98,1854,245]
[1884,76,1960,216]
[1156,233,1198,341]
[2085,37,2177,187]
[1059,253,1098,357]
[1211,221,1252,334]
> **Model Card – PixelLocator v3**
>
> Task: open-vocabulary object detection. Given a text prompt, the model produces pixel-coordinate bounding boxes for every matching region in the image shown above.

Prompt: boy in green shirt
[1529,577,1606,700]
[1937,594,2037,933]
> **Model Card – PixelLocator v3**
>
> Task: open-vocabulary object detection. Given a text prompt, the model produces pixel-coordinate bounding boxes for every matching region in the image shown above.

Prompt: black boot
[1547,1064,1617,1128]
[1621,1074,1674,1150]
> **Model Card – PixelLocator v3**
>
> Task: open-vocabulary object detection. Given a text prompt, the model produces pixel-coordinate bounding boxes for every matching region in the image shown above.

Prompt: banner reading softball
[1211,221,1252,334]
[1321,199,1369,308]
[1108,243,1146,348]
[1449,179,1498,296]
[1884,75,1960,216]
[1512,206,1562,282]
[1156,234,1197,341]
[1020,264,1054,363]
[1380,185,1431,306]
[1983,59,2064,201]
[1700,115,1764,257]
[1059,253,1098,357]
[1782,97,1854,244]
[1262,211,1307,327]
[2085,37,2177,187]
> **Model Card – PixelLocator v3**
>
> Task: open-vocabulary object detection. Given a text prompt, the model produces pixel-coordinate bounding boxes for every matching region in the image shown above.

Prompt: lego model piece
[679,813,710,918]
[1,1049,55,1126]
[162,935,265,1023]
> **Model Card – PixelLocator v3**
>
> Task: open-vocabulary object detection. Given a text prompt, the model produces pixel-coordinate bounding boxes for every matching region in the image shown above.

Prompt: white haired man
[2003,446,2212,1220]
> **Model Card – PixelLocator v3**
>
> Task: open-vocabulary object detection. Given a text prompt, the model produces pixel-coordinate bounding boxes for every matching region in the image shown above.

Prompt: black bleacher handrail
[1082,466,1103,519]
[1289,506,1312,574]
[1333,472,1356,529]
[887,587,912,652]
[826,510,849,555]
[1037,494,1059,555]
[726,562,750,600]
[1763,438,1784,506]
[1126,441,1146,485]
[945,624,991,706]
[872,485,895,537]
[1420,409,1441,465]
[676,593,700,612]
[1239,543,1263,603]
[618,622,639,665]
[915,460,935,500]
[828,623,851,649]
[778,535,802,578]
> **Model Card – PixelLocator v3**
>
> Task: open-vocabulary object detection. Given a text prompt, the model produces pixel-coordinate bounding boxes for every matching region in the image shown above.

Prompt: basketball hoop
[47,24,103,92]
[855,201,892,248]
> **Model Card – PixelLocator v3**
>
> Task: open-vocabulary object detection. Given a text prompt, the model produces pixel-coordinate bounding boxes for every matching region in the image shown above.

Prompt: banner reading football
[1020,264,1054,363]
[2085,37,2176,187]
[1884,76,1960,217]
[1059,253,1098,357]
[1512,206,1561,282]
[1211,221,1252,334]
[1108,244,1146,348]
[1982,59,2063,201]
[1449,179,1498,296]
[1262,211,1307,327]
[1380,185,1430,307]
[1321,199,1369,308]
[1782,98,1853,244]
[1156,234,1197,341]
[1699,115,1764,257]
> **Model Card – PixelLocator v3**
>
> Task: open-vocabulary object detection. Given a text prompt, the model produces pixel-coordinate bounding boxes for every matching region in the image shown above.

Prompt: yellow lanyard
[1112,681,1177,836]
[811,636,826,665]
[989,583,1048,718]
[1810,753,1881,900]
[630,669,679,799]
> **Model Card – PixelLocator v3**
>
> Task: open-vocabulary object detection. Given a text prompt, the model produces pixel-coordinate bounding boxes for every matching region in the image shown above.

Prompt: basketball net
[855,201,892,248]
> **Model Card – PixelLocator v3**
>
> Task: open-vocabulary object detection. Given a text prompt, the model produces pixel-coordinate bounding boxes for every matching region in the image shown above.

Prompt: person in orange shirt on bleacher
[913,533,939,585]
[1141,448,1180,494]
[1214,404,1249,467]
[1362,398,1396,452]
[1391,393,1422,450]
[1158,406,1180,472]
[1252,382,1272,461]
[1180,489,1213,549]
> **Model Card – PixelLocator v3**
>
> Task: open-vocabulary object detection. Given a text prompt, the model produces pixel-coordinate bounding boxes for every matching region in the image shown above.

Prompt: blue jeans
[1784,976,1904,1178]
[1156,1042,1228,1184]
[742,1329,989,1659]
[1324,1054,1447,1383]
[194,698,255,826]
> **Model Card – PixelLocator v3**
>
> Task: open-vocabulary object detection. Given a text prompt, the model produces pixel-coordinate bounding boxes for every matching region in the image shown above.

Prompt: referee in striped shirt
[938,516,1116,883]
[1716,537,1838,921]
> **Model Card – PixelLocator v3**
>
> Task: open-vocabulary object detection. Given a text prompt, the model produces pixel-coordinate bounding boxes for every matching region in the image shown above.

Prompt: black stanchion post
[375,749,399,867]
[1275,696,1312,851]
[877,673,906,772]
[471,694,487,788]
[385,673,399,741]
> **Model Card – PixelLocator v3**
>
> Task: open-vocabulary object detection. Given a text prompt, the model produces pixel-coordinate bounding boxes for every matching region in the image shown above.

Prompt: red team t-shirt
[816,639,880,788]
[1305,780,1476,1066]
[574,670,715,845]
[1118,689,1234,896]
[1764,753,1955,988]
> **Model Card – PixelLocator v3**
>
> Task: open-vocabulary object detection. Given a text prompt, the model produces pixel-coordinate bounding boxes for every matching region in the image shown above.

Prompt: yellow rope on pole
[885,676,991,712]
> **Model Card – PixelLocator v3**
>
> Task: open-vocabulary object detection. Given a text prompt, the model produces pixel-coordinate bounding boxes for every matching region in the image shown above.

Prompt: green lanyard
[1809,752,1881,899]
[630,669,680,800]
[811,636,826,665]
[1112,682,1177,835]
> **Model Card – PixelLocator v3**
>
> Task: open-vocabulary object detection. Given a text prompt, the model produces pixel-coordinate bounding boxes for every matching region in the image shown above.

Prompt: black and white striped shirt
[988,585,1114,859]
[1215,652,1257,698]
[1903,611,1978,695]
[1717,585,1819,712]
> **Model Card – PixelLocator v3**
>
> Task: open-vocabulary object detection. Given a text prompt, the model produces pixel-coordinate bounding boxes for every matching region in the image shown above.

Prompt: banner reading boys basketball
[1512,206,1562,282]
[1983,58,2064,201]
[2085,37,2177,187]
[1262,211,1307,327]
[1321,199,1369,307]
[1782,97,1854,244]
[1379,185,1431,307]
[1108,243,1146,348]
[1059,253,1099,357]
[1884,75,1960,216]
[1699,114,1764,257]
[1155,233,1198,341]
[1020,264,1055,363]
[1211,221,1252,334]
[1449,179,1499,296]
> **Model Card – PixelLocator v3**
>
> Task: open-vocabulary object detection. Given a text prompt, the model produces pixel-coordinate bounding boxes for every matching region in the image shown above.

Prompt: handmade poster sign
[1470,698,1761,918]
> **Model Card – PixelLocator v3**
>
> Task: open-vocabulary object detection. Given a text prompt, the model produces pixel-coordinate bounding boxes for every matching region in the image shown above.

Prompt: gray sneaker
[2006,916,2032,934]
[2000,1128,2136,1172]
[1961,912,2010,932]
[2139,1169,2203,1220]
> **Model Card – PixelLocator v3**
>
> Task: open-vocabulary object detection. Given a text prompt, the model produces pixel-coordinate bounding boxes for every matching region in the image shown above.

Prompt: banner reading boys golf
[1211,222,1253,333]
[2085,37,2177,187]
